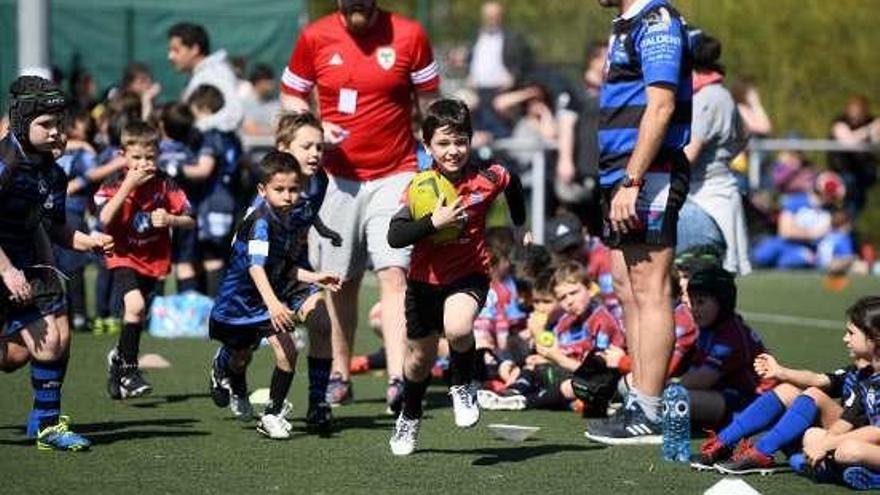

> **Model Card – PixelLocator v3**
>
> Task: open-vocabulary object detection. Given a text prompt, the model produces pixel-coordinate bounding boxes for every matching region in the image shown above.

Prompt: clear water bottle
[661,381,691,462]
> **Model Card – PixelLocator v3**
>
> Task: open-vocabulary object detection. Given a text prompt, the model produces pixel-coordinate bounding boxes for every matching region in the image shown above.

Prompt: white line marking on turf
[741,311,841,330]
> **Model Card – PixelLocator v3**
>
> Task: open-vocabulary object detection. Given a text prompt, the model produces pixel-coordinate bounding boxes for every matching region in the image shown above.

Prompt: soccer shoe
[386,376,404,416]
[36,416,91,452]
[843,466,880,490]
[449,383,480,428]
[230,393,253,421]
[326,375,354,407]
[690,431,734,470]
[257,413,291,440]
[306,401,334,434]
[210,349,232,408]
[477,389,527,411]
[118,366,153,399]
[106,318,122,336]
[715,442,779,475]
[584,402,662,445]
[277,399,294,420]
[389,415,421,456]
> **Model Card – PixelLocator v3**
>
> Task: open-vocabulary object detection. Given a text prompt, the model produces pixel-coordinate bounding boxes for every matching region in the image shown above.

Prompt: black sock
[401,376,430,420]
[448,344,476,386]
[307,357,332,406]
[367,347,387,369]
[204,269,224,298]
[177,277,199,293]
[508,369,537,395]
[229,370,248,397]
[525,387,567,410]
[118,322,142,365]
[265,367,294,415]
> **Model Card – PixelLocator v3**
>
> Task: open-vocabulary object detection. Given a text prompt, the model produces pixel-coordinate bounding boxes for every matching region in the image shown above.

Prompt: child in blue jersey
[796,297,880,490]
[0,76,114,451]
[694,352,868,475]
[208,150,341,439]
[54,109,99,331]
[157,102,202,293]
[185,85,244,296]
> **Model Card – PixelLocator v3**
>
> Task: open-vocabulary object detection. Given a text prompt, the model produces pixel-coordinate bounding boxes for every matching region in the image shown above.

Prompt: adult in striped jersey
[280,0,440,414]
[585,0,693,445]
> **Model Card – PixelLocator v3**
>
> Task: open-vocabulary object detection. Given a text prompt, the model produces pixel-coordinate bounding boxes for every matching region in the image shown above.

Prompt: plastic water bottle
[661,381,691,462]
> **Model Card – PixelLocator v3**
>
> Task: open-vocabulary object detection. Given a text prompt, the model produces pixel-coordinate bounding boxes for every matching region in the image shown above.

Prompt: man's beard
[342,3,376,35]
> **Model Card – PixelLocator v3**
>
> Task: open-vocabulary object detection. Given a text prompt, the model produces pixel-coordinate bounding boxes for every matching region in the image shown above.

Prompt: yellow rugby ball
[408,170,461,244]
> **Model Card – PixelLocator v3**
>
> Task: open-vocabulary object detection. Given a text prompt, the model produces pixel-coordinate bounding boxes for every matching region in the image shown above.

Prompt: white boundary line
[741,311,841,330]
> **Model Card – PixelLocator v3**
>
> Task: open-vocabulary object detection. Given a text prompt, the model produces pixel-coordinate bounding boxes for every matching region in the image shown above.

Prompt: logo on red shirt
[377,47,396,70]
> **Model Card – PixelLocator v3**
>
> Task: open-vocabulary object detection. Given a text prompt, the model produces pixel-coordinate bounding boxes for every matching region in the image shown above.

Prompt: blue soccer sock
[307,356,332,405]
[718,390,785,447]
[756,395,818,456]
[27,359,65,437]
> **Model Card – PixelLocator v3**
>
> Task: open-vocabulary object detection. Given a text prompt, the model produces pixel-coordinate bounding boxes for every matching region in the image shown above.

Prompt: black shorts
[209,317,271,351]
[1,266,66,336]
[600,149,689,249]
[405,273,489,340]
[111,267,161,315]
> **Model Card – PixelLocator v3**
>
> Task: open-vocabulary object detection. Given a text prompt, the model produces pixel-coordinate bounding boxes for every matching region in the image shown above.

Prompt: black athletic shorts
[600,149,690,249]
[404,273,490,340]
[208,317,271,351]
[110,267,161,315]
[1,266,66,336]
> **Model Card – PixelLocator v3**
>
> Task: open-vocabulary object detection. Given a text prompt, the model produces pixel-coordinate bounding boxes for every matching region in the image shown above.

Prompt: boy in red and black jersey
[94,121,194,400]
[385,99,525,456]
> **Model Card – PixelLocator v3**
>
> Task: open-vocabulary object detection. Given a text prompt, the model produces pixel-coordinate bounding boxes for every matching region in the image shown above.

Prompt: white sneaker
[257,413,291,440]
[389,415,420,456]
[477,390,527,411]
[278,400,294,420]
[230,394,254,421]
[450,383,480,428]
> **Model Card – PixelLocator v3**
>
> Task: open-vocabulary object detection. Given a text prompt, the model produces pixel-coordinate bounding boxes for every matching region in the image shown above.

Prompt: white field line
[741,311,842,330]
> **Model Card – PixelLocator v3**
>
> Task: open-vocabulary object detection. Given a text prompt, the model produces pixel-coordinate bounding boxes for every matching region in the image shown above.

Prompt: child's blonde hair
[550,260,592,290]
[275,111,322,149]
[121,120,159,150]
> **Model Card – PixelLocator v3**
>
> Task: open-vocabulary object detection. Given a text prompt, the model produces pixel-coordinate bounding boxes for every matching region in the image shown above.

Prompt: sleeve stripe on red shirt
[410,61,439,85]
[281,67,314,94]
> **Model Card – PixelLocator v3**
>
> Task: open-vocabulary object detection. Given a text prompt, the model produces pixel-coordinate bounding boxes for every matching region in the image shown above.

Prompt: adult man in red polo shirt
[280,0,439,412]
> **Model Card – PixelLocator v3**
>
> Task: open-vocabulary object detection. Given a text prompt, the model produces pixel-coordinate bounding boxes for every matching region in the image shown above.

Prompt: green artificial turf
[0,272,876,494]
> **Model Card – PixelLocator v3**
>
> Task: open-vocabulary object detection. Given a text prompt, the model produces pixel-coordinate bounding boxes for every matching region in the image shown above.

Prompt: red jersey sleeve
[408,23,440,92]
[164,178,191,216]
[281,29,317,98]
[93,180,119,210]
[668,303,699,377]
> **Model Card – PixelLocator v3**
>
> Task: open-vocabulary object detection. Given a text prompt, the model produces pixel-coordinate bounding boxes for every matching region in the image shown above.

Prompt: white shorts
[309,172,414,281]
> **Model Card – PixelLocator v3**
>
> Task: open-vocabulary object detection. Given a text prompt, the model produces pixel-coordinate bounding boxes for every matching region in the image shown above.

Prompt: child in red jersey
[95,121,195,400]
[478,261,625,414]
[386,99,526,456]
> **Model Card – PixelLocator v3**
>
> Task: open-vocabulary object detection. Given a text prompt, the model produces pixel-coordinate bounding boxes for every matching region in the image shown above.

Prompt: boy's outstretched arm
[248,264,295,333]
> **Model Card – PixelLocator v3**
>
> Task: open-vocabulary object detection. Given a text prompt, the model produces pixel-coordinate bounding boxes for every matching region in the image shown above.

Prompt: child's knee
[773,382,803,404]
[123,291,146,320]
[802,427,826,447]
[802,387,830,404]
[835,440,866,464]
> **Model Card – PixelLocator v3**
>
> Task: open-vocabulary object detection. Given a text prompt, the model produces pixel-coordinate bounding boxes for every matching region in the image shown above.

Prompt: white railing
[241,134,554,245]
[747,138,878,189]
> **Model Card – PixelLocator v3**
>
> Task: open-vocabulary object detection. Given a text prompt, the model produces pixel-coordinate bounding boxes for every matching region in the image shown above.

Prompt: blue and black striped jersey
[598,0,692,186]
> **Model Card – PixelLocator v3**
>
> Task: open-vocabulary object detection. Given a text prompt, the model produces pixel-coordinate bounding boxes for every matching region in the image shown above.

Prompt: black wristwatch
[621,174,644,188]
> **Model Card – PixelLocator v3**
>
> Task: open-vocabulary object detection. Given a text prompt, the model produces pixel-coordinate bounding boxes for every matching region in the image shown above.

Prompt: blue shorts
[1,266,67,336]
